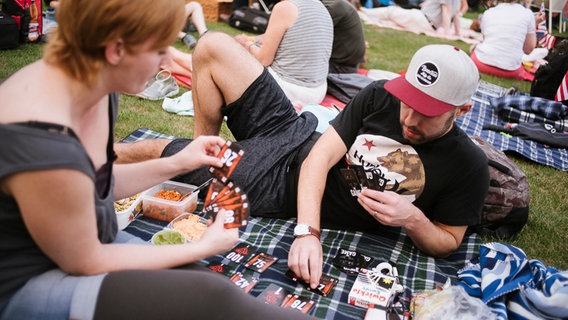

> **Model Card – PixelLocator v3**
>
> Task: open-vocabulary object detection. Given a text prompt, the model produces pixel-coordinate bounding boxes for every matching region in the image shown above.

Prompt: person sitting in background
[469,0,545,81]
[361,0,465,38]
[114,39,489,290]
[178,1,209,49]
[322,0,367,74]
[0,0,316,319]
[163,46,194,79]
[233,0,333,107]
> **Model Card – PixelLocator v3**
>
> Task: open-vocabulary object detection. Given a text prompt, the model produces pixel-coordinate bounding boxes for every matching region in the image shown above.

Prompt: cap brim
[384,76,455,117]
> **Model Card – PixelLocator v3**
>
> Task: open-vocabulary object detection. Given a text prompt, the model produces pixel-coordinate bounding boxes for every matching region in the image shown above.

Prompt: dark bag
[530,39,568,102]
[1,0,42,44]
[327,73,375,104]
[229,6,270,34]
[0,11,19,49]
[469,137,530,239]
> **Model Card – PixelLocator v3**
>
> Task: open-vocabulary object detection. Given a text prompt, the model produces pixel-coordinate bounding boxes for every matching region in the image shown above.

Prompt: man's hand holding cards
[339,165,387,197]
[203,141,249,229]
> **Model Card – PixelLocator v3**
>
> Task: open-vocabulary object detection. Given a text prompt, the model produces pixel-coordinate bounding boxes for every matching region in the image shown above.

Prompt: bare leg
[191,32,264,137]
[162,47,193,78]
[113,139,172,164]
[186,2,208,36]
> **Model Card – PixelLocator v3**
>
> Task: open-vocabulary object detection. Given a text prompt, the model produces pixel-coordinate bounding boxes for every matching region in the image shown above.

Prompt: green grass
[1,19,567,270]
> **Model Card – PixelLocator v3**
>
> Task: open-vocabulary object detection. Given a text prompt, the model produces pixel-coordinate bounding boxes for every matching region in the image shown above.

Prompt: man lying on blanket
[115,36,489,290]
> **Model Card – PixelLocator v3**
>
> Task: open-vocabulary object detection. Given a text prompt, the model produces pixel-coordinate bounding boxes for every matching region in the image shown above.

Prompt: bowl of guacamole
[151,229,186,245]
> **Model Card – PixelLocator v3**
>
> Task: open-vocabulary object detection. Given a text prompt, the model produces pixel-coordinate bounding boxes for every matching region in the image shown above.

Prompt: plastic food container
[114,193,143,230]
[151,229,187,245]
[167,213,208,241]
[141,180,199,222]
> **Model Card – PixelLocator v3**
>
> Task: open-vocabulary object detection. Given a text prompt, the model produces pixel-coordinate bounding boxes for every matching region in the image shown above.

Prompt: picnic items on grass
[162,91,194,116]
[134,69,179,101]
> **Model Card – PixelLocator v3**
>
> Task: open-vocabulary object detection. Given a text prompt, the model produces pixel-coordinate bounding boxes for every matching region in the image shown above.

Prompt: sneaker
[181,34,197,49]
[135,70,179,100]
[182,20,197,33]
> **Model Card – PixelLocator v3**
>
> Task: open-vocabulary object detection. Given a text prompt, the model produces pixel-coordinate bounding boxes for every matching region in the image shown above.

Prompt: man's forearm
[404,213,464,258]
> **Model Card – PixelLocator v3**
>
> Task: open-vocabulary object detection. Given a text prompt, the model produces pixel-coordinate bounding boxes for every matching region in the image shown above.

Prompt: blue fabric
[491,95,568,131]
[457,243,568,320]
[455,81,568,171]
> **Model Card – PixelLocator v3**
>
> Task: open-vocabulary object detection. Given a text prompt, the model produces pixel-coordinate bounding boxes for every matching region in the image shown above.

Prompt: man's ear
[105,38,125,66]
[455,103,472,118]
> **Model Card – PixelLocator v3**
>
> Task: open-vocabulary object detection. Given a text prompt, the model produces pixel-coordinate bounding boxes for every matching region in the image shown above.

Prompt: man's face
[399,102,457,145]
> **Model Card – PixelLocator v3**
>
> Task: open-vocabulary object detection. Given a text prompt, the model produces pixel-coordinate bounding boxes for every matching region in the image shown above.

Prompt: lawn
[1,14,566,270]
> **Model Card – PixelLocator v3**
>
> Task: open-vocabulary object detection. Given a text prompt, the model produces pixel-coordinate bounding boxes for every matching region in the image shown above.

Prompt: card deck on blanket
[285,270,338,297]
[230,272,259,293]
[333,248,374,276]
[281,294,315,314]
[256,284,290,305]
[244,252,278,273]
[224,242,256,265]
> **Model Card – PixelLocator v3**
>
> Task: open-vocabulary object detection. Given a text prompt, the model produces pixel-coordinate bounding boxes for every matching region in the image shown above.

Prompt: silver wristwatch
[293,224,321,240]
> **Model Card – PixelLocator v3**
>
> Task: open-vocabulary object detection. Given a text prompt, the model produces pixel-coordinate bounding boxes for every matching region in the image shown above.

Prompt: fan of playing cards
[203,141,250,229]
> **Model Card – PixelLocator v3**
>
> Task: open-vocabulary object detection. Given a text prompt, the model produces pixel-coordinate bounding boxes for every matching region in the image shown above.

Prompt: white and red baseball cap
[385,45,479,117]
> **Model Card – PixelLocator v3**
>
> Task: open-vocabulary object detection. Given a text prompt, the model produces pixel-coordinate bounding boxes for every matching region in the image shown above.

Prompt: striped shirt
[270,0,333,88]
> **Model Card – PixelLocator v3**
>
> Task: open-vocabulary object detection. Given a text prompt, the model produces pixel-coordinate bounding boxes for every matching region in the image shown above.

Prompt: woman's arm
[6,169,238,275]
[113,135,224,200]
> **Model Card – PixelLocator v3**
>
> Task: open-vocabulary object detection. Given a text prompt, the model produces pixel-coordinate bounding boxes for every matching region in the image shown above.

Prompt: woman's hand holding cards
[172,135,226,173]
[198,209,239,255]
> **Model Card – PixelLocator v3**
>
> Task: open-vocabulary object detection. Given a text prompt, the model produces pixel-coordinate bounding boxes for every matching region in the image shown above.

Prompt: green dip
[152,230,186,245]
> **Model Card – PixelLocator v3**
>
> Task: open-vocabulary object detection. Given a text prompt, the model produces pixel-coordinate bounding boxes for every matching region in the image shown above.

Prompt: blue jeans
[0,231,146,320]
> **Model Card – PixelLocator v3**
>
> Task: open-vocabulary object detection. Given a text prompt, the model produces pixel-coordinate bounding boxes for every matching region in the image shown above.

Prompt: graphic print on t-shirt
[346,134,425,202]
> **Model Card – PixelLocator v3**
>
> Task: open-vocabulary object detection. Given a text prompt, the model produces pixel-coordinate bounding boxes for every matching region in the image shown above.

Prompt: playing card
[256,284,290,305]
[206,259,234,276]
[285,270,338,297]
[340,167,363,196]
[203,178,230,207]
[203,199,249,229]
[230,272,259,293]
[333,248,375,276]
[352,165,369,188]
[224,242,256,265]
[280,294,315,314]
[366,169,387,192]
[209,141,244,183]
[244,252,278,273]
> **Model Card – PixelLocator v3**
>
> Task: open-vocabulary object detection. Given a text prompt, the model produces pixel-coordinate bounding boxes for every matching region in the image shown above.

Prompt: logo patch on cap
[415,62,439,87]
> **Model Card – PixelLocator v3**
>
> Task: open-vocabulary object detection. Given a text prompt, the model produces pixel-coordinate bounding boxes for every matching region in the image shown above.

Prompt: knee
[193,32,237,62]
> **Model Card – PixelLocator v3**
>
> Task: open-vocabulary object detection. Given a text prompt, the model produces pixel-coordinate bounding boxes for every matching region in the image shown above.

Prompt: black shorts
[163,68,318,217]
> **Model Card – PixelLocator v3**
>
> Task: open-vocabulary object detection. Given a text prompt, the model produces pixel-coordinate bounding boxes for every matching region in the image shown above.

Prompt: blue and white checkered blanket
[455,81,568,171]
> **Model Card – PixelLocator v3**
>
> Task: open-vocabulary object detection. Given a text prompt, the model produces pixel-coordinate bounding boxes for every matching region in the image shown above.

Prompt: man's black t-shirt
[298,80,489,232]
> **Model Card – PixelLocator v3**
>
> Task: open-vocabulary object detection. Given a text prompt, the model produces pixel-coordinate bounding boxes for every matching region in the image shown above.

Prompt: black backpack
[0,10,18,49]
[229,6,270,34]
[530,39,568,103]
[469,137,530,239]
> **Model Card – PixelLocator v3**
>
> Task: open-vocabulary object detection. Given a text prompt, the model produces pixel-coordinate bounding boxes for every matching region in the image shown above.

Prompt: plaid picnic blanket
[455,80,568,171]
[121,128,482,320]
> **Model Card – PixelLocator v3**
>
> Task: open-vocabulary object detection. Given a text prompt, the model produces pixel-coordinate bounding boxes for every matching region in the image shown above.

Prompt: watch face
[294,224,310,236]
